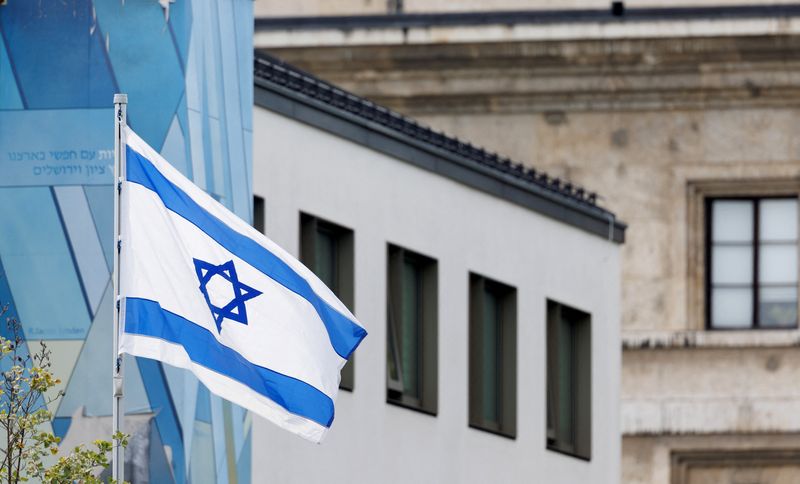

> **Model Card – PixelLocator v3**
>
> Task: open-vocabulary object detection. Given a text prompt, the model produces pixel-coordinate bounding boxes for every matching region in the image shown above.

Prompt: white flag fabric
[119,127,367,443]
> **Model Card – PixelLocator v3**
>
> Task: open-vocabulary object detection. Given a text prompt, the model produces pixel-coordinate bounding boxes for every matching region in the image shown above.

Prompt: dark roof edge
[255,4,800,31]
[254,55,626,243]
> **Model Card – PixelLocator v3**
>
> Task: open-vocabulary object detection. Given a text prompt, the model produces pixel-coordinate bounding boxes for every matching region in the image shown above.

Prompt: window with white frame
[707,197,799,329]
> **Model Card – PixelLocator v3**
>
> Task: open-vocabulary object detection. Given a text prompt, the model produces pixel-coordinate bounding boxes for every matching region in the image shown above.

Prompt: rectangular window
[386,244,437,414]
[547,300,591,460]
[707,198,798,329]
[253,195,265,233]
[468,274,516,437]
[300,213,355,390]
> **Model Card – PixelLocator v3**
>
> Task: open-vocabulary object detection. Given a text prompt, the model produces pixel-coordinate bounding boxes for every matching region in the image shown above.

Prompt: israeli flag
[119,127,367,443]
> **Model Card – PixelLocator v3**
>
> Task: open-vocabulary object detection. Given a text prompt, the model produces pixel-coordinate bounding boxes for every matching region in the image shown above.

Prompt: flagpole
[112,93,127,483]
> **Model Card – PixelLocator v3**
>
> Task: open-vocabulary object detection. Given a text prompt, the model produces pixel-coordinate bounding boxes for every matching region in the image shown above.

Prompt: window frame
[546,299,591,461]
[386,244,438,415]
[468,273,517,439]
[299,213,356,391]
[687,180,800,331]
[704,196,799,330]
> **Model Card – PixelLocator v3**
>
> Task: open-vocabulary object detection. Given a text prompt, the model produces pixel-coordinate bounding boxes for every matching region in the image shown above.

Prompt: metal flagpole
[112,93,127,483]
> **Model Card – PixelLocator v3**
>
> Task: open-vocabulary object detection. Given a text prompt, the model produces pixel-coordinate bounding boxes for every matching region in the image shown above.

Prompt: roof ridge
[254,52,601,209]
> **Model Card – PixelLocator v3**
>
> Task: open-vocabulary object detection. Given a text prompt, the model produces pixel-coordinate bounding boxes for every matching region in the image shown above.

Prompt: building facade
[251,55,623,483]
[253,3,800,483]
[0,1,253,481]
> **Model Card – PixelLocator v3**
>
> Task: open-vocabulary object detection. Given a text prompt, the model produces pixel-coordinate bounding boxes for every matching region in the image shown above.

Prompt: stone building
[254,2,800,483]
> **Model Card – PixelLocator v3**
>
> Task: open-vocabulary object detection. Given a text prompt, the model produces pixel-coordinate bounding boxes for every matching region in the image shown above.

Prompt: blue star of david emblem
[193,258,262,333]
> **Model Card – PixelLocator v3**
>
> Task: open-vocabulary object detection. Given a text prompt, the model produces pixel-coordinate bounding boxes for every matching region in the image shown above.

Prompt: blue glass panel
[0,255,22,341]
[231,404,245,456]
[189,420,216,484]
[233,0,253,133]
[0,35,23,109]
[162,363,197,479]
[161,114,190,177]
[52,417,71,440]
[236,432,252,484]
[210,396,230,484]
[201,79,217,198]
[0,187,89,339]
[195,384,211,424]
[92,0,184,149]
[208,116,227,202]
[243,129,253,223]
[83,185,115,270]
[187,108,207,190]
[168,0,193,69]
[176,93,194,180]
[137,357,186,484]
[214,1,239,211]
[87,23,118,107]
[53,186,110,316]
[199,2,220,120]
[0,0,93,108]
[149,419,177,484]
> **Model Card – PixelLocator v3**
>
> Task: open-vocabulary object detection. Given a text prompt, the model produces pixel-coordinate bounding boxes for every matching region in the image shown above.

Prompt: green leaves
[0,304,128,483]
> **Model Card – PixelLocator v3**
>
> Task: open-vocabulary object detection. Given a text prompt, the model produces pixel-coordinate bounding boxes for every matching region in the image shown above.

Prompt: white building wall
[251,106,621,484]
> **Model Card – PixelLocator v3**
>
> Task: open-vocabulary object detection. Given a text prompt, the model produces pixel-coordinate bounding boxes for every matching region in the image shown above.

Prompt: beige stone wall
[624,434,800,484]
[412,108,800,335]
[622,346,800,434]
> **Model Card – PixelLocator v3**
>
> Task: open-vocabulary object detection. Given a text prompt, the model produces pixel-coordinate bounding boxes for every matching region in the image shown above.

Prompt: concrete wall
[251,106,621,483]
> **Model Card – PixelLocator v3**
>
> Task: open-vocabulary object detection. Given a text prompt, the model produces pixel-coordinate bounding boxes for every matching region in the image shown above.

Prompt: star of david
[193,258,262,333]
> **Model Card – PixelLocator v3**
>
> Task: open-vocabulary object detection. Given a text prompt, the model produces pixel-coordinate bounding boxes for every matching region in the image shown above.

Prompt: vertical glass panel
[711,287,753,328]
[387,319,400,383]
[759,286,798,328]
[252,196,264,234]
[711,245,753,284]
[758,244,798,284]
[759,199,798,241]
[0,187,91,339]
[557,318,575,448]
[401,260,420,399]
[546,307,557,441]
[314,229,337,291]
[482,290,500,424]
[712,200,753,243]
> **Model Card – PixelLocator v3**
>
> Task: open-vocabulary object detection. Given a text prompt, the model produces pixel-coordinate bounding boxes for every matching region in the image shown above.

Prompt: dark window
[300,213,355,390]
[253,196,265,233]
[387,244,437,414]
[468,274,516,438]
[547,300,591,460]
[707,198,798,329]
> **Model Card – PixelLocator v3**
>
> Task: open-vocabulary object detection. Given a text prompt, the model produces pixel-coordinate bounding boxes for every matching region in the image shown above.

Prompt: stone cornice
[622,329,800,350]
[261,34,800,113]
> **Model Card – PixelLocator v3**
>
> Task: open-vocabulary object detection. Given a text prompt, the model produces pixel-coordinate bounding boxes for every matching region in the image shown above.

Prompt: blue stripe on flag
[124,297,335,427]
[126,145,367,360]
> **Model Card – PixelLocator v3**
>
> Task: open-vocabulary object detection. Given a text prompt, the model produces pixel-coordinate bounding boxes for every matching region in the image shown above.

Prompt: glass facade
[0,1,253,482]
